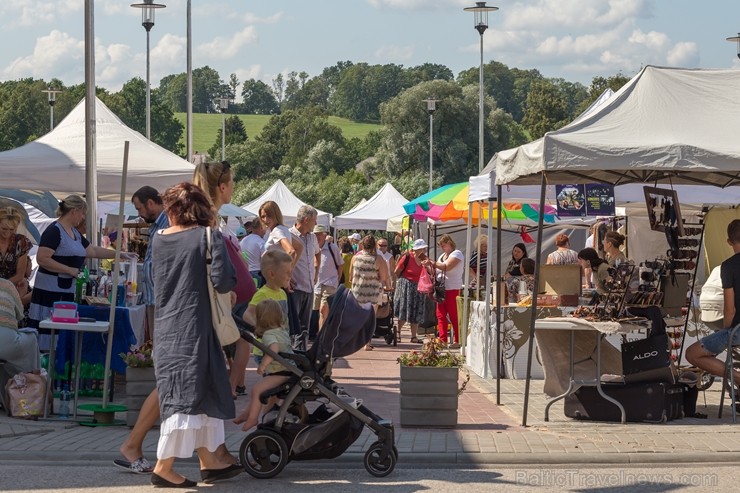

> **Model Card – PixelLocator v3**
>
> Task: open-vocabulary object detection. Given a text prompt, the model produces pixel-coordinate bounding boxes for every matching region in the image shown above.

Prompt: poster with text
[584,184,615,216]
[555,184,586,217]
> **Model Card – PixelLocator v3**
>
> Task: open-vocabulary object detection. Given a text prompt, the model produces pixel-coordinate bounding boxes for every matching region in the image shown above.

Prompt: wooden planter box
[399,365,459,428]
[125,367,157,427]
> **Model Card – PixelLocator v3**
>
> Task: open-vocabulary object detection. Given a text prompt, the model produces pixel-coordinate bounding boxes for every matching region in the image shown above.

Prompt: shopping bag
[417,266,434,295]
[205,227,240,346]
[5,371,46,418]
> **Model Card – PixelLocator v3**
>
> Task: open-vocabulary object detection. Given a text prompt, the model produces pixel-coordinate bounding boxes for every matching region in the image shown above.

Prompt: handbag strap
[328,243,339,270]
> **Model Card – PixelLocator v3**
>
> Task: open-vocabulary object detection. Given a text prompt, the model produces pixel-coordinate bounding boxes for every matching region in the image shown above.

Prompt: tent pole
[495,184,502,404]
[476,204,482,300]
[522,172,547,427]
[484,199,493,381]
[103,141,129,408]
[462,204,473,357]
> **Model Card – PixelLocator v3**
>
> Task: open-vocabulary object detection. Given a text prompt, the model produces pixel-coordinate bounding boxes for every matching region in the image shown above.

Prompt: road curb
[3,450,740,467]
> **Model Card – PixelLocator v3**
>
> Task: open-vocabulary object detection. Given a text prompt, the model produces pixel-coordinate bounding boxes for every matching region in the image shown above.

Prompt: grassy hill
[174,113,380,155]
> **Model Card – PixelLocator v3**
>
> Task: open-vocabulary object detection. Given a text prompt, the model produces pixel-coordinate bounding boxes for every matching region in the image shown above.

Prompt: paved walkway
[2,327,740,465]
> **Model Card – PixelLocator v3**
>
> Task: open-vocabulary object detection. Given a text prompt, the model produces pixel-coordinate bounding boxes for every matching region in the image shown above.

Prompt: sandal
[365,345,374,351]
[410,337,422,344]
[113,457,154,474]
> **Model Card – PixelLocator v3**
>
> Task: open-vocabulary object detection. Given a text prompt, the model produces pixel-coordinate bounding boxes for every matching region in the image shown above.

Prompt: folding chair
[718,324,740,422]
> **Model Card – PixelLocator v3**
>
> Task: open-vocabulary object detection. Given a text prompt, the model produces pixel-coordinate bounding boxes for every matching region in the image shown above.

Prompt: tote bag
[206,227,241,346]
[5,371,46,418]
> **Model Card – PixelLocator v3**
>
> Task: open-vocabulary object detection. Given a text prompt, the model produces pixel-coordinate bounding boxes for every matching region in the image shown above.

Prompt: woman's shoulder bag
[205,227,241,346]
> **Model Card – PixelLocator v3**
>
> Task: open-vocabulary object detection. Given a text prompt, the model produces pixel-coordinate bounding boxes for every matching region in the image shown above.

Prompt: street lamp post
[216,97,230,160]
[464,2,498,173]
[131,0,166,140]
[41,88,63,131]
[727,33,740,59]
[422,98,439,192]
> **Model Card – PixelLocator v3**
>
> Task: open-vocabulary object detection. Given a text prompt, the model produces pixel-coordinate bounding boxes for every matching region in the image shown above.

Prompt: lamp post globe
[216,97,231,161]
[727,33,740,60]
[464,2,498,173]
[131,0,166,140]
[41,88,63,132]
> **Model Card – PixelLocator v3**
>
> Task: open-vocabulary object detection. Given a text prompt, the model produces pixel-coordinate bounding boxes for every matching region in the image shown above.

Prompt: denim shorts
[700,327,740,355]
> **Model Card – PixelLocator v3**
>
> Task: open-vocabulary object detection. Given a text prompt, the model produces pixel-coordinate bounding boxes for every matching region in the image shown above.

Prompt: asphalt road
[0,463,738,492]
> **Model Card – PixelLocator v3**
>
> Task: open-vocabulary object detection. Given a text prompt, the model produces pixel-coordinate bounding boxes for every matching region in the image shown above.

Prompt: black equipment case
[564,382,684,423]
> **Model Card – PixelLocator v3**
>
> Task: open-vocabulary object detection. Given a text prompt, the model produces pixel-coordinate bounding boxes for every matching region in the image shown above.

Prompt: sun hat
[350,233,362,241]
[412,239,428,250]
[313,224,328,234]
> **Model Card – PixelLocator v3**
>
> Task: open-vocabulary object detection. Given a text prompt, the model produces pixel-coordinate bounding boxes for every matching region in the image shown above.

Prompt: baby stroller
[373,292,397,346]
[237,285,397,479]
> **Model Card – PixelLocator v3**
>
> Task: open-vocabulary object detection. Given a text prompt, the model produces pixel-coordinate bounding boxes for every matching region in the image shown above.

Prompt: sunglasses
[215,161,231,185]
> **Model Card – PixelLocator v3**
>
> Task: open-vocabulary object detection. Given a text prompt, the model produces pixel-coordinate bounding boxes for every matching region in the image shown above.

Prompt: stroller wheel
[239,429,289,479]
[364,441,397,478]
[384,333,394,345]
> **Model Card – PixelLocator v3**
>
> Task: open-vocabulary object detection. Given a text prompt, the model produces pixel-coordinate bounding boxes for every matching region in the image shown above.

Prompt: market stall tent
[496,66,740,187]
[334,183,408,231]
[0,97,194,196]
[241,179,331,226]
[489,66,740,426]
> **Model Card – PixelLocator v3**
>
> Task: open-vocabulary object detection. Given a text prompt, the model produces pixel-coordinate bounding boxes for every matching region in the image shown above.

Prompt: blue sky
[2,0,740,100]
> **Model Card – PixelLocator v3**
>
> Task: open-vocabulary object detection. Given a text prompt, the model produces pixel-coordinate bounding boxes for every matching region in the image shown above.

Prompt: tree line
[0,61,629,216]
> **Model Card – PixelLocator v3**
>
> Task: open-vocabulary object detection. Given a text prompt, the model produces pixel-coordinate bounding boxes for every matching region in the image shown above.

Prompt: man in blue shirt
[115,186,168,473]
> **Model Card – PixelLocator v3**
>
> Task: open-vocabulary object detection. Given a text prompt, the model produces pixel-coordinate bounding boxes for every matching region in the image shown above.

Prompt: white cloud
[367,0,462,11]
[461,0,696,81]
[666,42,699,66]
[3,30,84,79]
[242,12,283,24]
[374,45,415,63]
[0,0,81,27]
[196,27,258,61]
[629,29,669,51]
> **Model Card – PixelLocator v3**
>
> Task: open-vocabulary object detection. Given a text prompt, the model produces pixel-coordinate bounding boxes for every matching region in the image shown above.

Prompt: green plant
[397,338,470,394]
[397,337,463,367]
[119,341,154,368]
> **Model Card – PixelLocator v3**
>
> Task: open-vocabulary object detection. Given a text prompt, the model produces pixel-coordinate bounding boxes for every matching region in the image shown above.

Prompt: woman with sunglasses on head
[193,161,257,398]
[28,195,136,339]
[0,207,31,287]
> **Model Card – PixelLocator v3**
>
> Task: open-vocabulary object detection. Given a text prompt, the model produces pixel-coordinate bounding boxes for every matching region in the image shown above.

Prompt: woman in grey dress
[151,182,242,488]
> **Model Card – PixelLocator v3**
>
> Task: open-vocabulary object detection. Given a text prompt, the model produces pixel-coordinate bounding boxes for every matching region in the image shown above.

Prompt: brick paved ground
[2,325,740,464]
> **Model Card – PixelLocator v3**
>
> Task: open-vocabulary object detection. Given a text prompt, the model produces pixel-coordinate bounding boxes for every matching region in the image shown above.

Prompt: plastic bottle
[58,384,71,419]
[99,271,108,298]
[116,271,126,307]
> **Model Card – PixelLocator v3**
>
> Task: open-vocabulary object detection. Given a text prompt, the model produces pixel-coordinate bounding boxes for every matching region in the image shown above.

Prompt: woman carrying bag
[426,234,464,349]
[393,239,430,344]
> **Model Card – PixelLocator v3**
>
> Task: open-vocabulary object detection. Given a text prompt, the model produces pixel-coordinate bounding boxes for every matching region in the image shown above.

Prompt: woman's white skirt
[157,413,225,459]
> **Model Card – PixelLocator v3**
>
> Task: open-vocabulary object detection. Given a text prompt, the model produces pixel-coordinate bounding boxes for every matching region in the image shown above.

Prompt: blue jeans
[700,326,740,355]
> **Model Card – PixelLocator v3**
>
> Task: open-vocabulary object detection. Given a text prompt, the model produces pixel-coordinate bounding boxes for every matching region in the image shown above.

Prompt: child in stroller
[235,285,397,479]
[235,299,295,432]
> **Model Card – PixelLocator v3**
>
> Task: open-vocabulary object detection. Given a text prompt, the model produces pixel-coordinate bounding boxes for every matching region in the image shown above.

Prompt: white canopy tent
[485,66,740,426]
[0,97,194,197]
[334,183,409,231]
[496,66,740,188]
[241,179,331,226]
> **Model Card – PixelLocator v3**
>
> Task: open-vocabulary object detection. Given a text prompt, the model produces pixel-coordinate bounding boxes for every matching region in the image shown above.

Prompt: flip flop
[113,457,154,474]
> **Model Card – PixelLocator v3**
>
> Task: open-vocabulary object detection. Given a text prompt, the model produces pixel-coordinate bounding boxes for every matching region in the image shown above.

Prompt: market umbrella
[404,183,558,224]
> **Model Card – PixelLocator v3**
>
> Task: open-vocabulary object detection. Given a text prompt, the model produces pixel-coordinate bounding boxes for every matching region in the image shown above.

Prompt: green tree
[241,79,279,114]
[574,73,631,115]
[208,115,248,159]
[192,66,223,113]
[228,73,239,103]
[458,60,516,119]
[408,63,454,84]
[330,63,411,122]
[0,79,51,150]
[521,79,569,139]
